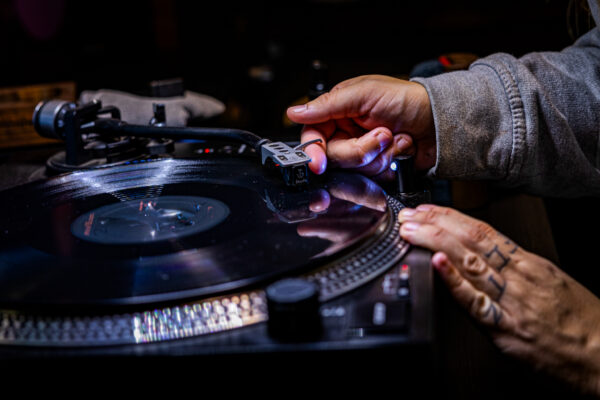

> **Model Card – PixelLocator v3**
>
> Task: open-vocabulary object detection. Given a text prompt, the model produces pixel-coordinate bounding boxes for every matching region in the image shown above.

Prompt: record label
[71,196,230,245]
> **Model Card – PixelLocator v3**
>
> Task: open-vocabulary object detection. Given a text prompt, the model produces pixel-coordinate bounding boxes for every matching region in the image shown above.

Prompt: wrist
[409,81,435,138]
[398,81,436,170]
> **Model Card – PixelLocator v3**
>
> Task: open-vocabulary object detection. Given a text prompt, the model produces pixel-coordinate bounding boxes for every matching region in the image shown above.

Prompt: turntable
[0,99,434,374]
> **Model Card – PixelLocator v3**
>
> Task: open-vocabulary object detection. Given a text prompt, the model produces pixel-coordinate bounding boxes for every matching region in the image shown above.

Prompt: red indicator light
[204,148,210,153]
[438,55,452,67]
[402,264,409,270]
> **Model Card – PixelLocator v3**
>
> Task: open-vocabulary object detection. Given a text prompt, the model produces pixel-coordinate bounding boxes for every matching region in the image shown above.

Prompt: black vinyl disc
[0,158,388,307]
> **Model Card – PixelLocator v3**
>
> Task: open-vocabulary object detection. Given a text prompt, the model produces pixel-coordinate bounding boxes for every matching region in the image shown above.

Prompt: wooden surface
[0,82,75,149]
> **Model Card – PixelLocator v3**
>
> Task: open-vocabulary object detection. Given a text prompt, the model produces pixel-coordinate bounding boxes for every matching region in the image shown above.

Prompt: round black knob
[266,278,322,341]
[391,155,416,193]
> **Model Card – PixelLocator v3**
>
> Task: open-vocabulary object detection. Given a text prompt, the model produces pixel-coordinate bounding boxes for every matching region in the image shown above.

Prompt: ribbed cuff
[411,64,516,182]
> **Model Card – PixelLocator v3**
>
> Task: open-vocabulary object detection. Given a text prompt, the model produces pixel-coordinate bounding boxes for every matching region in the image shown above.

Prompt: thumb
[287,86,363,125]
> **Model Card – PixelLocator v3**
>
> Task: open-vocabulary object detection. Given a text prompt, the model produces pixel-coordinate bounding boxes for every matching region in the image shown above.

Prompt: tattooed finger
[432,252,514,331]
[399,204,521,273]
[400,222,508,300]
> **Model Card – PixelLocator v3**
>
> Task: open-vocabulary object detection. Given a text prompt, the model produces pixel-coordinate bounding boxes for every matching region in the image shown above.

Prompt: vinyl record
[0,158,389,307]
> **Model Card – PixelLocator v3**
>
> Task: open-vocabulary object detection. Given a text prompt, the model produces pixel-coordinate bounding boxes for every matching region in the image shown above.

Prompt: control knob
[265,278,322,341]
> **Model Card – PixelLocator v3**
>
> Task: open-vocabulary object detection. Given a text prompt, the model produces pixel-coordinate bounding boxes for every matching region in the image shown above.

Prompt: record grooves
[0,158,411,347]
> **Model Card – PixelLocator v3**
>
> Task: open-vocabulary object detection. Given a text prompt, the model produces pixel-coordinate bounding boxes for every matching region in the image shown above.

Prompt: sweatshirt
[412,0,600,198]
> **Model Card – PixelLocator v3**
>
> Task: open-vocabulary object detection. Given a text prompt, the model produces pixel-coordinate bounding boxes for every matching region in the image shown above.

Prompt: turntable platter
[0,158,389,307]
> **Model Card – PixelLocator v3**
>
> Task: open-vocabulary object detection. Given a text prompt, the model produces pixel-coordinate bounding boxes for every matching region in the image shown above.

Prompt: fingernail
[289,104,307,113]
[416,204,434,211]
[399,208,417,218]
[374,131,391,148]
[395,137,410,152]
[375,129,390,139]
[401,221,420,232]
[432,253,448,271]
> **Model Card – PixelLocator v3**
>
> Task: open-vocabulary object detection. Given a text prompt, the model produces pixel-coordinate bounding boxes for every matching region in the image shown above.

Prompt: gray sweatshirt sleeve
[412,27,600,198]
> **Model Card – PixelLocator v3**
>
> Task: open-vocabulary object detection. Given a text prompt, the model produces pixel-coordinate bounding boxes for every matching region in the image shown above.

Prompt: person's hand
[286,75,435,178]
[398,204,600,394]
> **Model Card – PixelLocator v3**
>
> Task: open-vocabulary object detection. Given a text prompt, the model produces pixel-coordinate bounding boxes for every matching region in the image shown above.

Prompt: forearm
[412,28,600,197]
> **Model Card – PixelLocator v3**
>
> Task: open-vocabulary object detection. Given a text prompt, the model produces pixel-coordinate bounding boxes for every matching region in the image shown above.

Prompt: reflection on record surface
[71,196,230,244]
[0,159,389,306]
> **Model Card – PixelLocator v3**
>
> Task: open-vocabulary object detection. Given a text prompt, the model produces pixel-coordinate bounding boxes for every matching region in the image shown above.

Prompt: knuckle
[516,320,539,341]
[352,144,370,166]
[422,210,438,224]
[470,292,489,318]
[429,226,445,240]
[317,91,335,107]
[538,259,559,279]
[437,206,453,216]
[463,252,486,275]
[479,222,496,236]
[466,221,494,243]
[446,265,463,289]
[361,75,377,85]
[329,83,343,93]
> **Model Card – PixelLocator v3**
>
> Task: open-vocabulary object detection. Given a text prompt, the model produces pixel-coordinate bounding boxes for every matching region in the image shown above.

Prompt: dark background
[0,0,583,134]
[0,0,595,285]
[1,1,596,279]
[0,2,598,396]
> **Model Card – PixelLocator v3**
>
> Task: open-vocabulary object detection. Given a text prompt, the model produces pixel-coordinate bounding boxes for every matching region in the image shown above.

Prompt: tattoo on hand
[488,274,506,301]
[483,302,503,326]
[505,239,518,254]
[498,233,519,254]
[485,245,511,272]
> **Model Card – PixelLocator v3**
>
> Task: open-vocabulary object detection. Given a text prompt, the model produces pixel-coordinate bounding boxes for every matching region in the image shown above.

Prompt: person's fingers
[432,252,513,330]
[400,221,508,301]
[370,134,416,181]
[327,127,393,169]
[398,204,521,273]
[286,83,368,125]
[352,134,413,176]
[300,121,336,174]
[399,205,496,251]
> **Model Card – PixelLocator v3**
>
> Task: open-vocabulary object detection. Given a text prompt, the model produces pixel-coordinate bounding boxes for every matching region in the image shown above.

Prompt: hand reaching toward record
[286,75,435,179]
[289,72,600,394]
[398,204,600,395]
